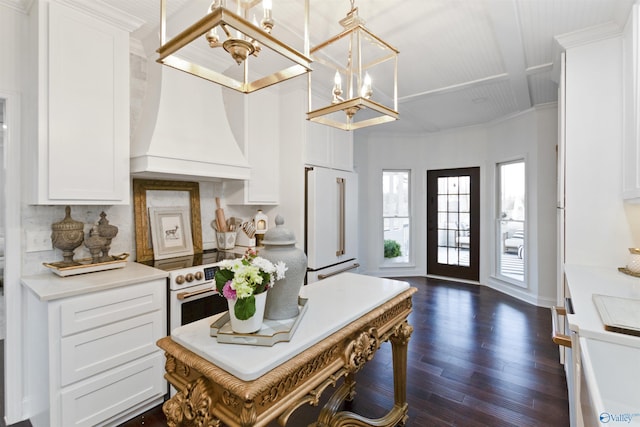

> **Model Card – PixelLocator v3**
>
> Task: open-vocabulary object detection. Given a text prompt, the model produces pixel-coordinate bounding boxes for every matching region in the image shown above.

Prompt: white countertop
[564,264,640,347]
[170,273,411,381]
[564,264,640,423]
[22,262,168,301]
[580,337,640,424]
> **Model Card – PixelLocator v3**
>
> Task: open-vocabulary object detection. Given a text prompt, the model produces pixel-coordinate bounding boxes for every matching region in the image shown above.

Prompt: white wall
[354,105,559,306]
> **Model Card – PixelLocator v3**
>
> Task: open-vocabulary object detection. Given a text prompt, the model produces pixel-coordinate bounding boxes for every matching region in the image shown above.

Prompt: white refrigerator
[305,166,359,283]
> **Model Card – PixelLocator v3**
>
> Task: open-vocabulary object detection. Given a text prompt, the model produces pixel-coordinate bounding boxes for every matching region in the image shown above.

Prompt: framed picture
[148,207,194,260]
[133,179,202,262]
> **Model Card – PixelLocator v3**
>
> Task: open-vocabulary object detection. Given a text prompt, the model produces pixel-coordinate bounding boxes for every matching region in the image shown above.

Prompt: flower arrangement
[215,249,287,320]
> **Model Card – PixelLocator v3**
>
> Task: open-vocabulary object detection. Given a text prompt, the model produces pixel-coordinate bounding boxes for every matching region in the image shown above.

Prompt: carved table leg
[390,321,413,411]
[316,321,414,427]
[163,377,221,427]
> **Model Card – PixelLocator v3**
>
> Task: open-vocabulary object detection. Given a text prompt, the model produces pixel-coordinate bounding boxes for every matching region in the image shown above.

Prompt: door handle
[336,177,345,256]
[177,288,214,301]
[551,306,571,348]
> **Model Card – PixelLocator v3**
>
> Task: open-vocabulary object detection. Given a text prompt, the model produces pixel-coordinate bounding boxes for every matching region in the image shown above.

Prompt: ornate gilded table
[157,273,416,427]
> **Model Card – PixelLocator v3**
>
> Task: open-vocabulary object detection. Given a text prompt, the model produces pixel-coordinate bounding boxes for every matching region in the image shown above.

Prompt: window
[383,170,410,264]
[496,160,525,285]
[436,175,471,267]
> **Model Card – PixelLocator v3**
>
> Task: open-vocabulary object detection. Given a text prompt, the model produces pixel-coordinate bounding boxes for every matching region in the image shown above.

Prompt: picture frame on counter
[149,206,194,260]
[133,179,203,262]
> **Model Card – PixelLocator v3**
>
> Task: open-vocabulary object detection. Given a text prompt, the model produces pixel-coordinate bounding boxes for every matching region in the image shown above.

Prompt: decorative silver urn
[51,206,85,266]
[261,215,308,320]
[84,224,107,264]
[97,211,118,262]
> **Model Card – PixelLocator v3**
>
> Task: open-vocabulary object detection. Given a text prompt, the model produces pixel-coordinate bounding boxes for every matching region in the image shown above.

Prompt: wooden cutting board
[593,294,640,337]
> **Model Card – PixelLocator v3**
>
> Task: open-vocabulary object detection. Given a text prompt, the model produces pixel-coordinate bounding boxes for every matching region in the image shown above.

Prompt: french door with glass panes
[426,167,480,281]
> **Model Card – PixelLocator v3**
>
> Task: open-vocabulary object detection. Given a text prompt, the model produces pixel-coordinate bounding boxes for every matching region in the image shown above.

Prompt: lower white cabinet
[23,275,167,427]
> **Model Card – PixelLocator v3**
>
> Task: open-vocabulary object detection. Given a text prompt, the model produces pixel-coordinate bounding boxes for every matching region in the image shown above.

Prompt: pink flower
[222,281,236,300]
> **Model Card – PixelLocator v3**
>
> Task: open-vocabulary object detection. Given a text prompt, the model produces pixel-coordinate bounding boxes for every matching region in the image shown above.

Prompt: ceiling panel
[518,0,633,68]
[97,0,635,134]
[528,69,558,106]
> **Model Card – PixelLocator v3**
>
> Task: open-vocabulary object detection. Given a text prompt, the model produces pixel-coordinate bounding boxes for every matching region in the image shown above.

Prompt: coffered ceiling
[16,0,635,134]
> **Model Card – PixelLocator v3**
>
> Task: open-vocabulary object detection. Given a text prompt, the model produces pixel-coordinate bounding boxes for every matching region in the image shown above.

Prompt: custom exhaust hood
[130,53,251,182]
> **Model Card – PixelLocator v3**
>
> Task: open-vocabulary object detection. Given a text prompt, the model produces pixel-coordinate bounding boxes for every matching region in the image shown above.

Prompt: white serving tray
[593,294,640,337]
[43,253,129,277]
[210,298,308,346]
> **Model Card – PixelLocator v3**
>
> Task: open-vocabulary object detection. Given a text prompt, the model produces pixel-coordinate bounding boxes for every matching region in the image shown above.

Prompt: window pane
[383,171,409,216]
[459,195,470,213]
[459,176,470,193]
[384,218,409,263]
[435,173,471,268]
[383,170,410,263]
[500,162,525,220]
[447,176,459,193]
[497,161,525,284]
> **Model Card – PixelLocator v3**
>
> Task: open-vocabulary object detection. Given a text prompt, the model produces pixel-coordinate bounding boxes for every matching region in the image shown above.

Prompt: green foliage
[215,268,234,294]
[384,240,402,258]
[234,295,256,320]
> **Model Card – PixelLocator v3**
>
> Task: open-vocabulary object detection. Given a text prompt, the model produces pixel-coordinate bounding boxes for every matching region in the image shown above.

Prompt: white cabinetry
[225,87,280,205]
[623,4,640,201]
[305,120,354,171]
[22,265,167,427]
[280,84,354,172]
[305,90,354,171]
[27,1,131,205]
[559,29,628,267]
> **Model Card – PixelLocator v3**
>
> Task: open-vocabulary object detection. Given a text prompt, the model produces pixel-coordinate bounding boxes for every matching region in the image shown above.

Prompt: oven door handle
[177,288,215,301]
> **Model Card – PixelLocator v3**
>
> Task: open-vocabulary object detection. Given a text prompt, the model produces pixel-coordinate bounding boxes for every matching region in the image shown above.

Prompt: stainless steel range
[140,249,241,334]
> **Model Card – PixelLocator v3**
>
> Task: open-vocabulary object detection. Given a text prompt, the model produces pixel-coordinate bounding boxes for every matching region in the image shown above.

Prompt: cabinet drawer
[61,311,164,386]
[60,280,164,337]
[60,352,165,427]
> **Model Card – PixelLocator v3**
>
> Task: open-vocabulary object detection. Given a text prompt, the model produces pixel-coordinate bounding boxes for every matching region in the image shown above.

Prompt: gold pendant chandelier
[157,0,311,94]
[307,0,399,131]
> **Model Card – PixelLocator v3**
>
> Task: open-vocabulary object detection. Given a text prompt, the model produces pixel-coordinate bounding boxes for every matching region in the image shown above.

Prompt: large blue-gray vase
[261,215,308,320]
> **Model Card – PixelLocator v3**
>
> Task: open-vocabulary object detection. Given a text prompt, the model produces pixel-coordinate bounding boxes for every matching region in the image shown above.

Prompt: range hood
[131,55,251,182]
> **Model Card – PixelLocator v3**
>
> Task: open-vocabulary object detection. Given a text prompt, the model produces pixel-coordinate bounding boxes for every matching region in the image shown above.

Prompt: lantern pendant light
[158,0,312,94]
[307,0,399,130]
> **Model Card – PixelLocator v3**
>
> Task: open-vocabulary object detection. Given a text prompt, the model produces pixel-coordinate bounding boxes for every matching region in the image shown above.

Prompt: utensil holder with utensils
[216,231,237,250]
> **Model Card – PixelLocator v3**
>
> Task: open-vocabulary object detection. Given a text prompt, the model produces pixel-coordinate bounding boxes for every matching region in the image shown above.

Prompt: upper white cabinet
[305,120,354,171]
[26,0,132,205]
[225,87,280,205]
[622,4,640,201]
[305,92,354,171]
[280,84,354,172]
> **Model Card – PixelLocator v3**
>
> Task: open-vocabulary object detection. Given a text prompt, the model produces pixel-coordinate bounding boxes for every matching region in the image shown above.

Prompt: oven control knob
[194,271,203,281]
[185,273,194,283]
[175,275,185,285]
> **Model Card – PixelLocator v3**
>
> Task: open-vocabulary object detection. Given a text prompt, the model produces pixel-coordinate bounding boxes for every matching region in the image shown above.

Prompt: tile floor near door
[119,276,569,427]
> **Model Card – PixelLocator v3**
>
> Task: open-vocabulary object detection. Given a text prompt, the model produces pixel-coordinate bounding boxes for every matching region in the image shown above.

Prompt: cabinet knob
[185,273,194,283]
[175,275,185,285]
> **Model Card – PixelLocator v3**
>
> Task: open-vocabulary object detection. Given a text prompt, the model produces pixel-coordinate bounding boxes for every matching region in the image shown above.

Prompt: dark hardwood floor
[0,276,569,426]
[119,276,569,427]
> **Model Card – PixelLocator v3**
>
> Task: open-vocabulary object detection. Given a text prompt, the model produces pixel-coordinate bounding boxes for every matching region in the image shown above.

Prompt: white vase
[628,248,640,273]
[261,215,308,320]
[227,291,267,334]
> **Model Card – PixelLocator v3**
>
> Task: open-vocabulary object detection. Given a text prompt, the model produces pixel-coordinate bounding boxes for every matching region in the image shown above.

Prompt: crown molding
[56,0,145,33]
[551,21,623,83]
[0,0,30,13]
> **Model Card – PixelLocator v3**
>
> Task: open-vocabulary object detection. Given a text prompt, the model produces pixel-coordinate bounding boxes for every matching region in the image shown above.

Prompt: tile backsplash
[21,181,267,275]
